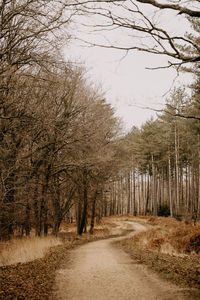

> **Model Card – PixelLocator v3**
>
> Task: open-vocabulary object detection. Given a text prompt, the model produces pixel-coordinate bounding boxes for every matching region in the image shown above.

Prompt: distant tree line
[106,83,200,221]
[87,1,199,221]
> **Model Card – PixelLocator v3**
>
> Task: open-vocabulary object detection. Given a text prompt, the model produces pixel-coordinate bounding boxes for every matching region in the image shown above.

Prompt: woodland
[0,0,199,241]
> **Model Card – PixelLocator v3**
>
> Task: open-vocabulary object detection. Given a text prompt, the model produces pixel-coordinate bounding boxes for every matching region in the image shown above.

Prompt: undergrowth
[146,216,200,255]
[118,216,200,298]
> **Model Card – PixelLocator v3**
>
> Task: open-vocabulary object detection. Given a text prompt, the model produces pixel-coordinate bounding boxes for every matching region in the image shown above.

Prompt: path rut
[52,220,190,300]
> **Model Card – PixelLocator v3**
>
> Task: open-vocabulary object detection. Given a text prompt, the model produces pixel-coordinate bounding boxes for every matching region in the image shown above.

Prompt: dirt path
[52,220,190,300]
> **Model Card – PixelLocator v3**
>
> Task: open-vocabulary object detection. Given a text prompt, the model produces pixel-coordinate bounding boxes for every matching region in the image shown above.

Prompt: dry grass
[0,236,62,266]
[0,217,126,299]
[169,223,200,254]
[147,216,179,227]
[125,216,200,256]
[0,217,112,267]
[118,216,200,296]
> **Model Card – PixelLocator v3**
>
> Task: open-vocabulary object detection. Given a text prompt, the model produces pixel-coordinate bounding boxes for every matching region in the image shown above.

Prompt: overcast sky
[64,6,194,131]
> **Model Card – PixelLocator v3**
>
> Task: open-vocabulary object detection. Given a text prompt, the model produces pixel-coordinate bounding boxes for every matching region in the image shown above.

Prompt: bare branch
[71,0,200,69]
[129,103,200,120]
[135,0,200,17]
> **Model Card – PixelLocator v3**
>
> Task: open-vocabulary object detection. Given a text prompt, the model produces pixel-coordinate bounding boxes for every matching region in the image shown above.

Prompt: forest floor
[0,216,200,299]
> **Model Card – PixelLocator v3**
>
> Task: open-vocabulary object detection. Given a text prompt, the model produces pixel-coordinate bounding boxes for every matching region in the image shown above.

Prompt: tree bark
[168,155,173,217]
[78,169,88,235]
[90,190,98,234]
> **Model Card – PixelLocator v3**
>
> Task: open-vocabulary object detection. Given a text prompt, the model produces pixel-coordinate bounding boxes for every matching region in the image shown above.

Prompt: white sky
[64,4,194,131]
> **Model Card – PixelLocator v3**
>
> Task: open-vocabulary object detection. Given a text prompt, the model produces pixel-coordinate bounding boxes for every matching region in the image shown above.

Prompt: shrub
[158,204,170,217]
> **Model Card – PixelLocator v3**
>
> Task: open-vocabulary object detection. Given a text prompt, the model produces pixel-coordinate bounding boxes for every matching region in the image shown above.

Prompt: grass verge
[0,236,62,267]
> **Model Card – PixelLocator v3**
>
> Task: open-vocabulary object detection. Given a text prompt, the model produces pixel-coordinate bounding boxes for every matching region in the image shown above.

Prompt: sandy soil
[52,220,189,300]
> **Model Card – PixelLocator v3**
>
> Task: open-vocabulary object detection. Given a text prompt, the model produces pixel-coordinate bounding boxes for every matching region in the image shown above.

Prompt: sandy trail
[53,220,189,300]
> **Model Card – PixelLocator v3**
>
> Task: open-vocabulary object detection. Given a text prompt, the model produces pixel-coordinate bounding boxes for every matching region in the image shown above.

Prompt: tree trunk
[0,172,15,240]
[40,175,49,237]
[78,169,88,235]
[168,155,173,217]
[198,159,200,220]
[146,174,150,214]
[90,190,98,234]
[24,202,31,236]
[152,155,157,216]
[127,171,131,214]
[34,176,41,236]
[120,176,124,215]
[132,168,136,216]
[175,124,180,215]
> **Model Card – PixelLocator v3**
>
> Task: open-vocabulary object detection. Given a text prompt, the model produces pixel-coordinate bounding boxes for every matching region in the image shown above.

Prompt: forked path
[53,221,189,300]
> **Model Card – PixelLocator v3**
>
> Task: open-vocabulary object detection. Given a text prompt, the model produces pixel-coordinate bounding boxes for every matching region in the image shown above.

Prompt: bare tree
[0,0,80,239]
[66,89,121,235]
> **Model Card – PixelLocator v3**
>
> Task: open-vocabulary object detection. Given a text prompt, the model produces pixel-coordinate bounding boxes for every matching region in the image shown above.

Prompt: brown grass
[0,217,123,299]
[146,216,200,255]
[118,216,200,296]
[117,216,200,256]
[0,217,113,267]
[0,236,62,266]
